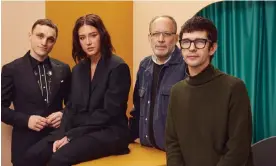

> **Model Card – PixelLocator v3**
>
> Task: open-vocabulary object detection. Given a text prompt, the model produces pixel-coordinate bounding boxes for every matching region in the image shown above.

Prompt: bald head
[149,15,177,33]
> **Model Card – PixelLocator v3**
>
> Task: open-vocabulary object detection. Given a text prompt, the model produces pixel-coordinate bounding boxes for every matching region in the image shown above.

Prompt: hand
[134,138,140,144]
[46,111,63,128]
[53,136,69,152]
[28,115,47,131]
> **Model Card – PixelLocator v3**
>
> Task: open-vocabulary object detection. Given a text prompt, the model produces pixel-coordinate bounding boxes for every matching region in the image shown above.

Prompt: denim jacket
[129,46,186,150]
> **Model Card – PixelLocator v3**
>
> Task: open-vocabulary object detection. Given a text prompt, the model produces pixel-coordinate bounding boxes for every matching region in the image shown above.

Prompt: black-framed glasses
[150,32,176,38]
[179,38,212,49]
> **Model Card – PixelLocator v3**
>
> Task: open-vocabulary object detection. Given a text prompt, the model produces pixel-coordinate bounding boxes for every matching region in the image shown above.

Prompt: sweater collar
[186,64,222,86]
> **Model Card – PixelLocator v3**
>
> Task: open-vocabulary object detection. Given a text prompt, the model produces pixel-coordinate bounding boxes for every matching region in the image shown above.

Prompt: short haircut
[31,19,58,38]
[179,16,217,44]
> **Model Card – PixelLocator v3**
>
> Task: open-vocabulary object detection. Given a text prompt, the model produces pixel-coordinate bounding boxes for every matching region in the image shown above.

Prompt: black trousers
[12,161,26,166]
[24,134,129,166]
[11,128,55,166]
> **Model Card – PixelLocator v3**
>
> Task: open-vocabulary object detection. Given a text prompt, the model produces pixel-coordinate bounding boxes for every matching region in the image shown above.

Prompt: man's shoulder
[50,57,69,68]
[226,74,246,90]
[139,56,152,68]
[217,72,249,101]
[216,70,246,91]
[171,80,187,91]
[2,56,25,71]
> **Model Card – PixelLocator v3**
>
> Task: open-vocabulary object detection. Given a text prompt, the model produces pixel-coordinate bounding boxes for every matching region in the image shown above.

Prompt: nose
[157,33,165,42]
[86,37,92,45]
[41,38,47,46]
[189,41,196,51]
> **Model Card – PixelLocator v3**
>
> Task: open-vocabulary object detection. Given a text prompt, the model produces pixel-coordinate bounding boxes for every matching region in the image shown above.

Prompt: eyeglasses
[149,32,176,38]
[179,38,212,49]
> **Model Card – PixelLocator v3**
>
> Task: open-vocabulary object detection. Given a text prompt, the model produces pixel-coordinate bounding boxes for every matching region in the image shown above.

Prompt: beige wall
[1,2,45,165]
[133,0,221,81]
[1,1,46,65]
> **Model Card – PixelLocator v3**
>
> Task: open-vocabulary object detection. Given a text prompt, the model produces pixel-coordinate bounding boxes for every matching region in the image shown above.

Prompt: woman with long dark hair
[25,14,131,166]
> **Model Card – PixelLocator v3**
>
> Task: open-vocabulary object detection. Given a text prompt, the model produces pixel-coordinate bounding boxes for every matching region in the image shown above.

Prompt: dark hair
[72,14,114,63]
[32,19,58,38]
[179,16,217,44]
[179,16,217,61]
[149,15,177,33]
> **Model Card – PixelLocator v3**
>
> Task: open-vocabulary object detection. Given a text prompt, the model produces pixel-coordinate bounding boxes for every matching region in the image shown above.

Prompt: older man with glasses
[129,15,186,151]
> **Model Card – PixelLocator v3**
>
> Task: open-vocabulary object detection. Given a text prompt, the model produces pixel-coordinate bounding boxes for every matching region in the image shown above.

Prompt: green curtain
[197,1,276,143]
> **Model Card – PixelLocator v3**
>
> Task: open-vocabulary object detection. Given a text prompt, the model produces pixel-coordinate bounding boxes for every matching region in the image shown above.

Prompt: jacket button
[148,101,150,104]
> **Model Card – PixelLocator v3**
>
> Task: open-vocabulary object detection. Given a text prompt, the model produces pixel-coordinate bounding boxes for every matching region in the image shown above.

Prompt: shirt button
[42,75,44,76]
[44,99,47,101]
[43,86,45,88]
[148,101,150,104]
[146,135,148,138]
[145,118,148,121]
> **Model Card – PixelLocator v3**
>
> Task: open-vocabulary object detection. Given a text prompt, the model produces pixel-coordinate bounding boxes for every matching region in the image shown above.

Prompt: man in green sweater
[166,16,254,166]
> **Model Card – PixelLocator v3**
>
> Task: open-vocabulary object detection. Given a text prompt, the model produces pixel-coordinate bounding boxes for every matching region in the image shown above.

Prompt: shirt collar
[151,47,175,65]
[28,51,51,69]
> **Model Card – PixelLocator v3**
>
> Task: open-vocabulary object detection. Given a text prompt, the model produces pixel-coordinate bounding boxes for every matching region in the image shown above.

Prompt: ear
[174,34,179,44]
[209,42,217,56]
[148,34,151,43]
[28,31,32,40]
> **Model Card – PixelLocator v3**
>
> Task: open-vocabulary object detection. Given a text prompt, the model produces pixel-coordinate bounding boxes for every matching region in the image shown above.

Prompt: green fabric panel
[197,1,276,143]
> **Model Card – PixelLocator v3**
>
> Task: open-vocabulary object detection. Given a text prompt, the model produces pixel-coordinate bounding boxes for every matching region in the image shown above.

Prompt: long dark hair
[72,14,114,63]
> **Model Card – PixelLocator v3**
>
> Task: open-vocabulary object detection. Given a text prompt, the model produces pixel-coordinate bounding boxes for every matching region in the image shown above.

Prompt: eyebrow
[47,36,56,41]
[151,31,174,33]
[79,32,98,36]
[36,32,56,40]
[36,32,44,36]
[181,38,207,40]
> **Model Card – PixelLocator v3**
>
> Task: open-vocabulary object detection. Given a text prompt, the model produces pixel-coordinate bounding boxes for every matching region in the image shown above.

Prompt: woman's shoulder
[109,54,125,64]
[71,58,89,71]
[107,54,128,69]
[71,55,128,72]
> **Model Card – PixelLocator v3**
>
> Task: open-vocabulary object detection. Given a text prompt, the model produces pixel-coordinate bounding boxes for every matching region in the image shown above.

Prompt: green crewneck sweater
[166,64,254,166]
